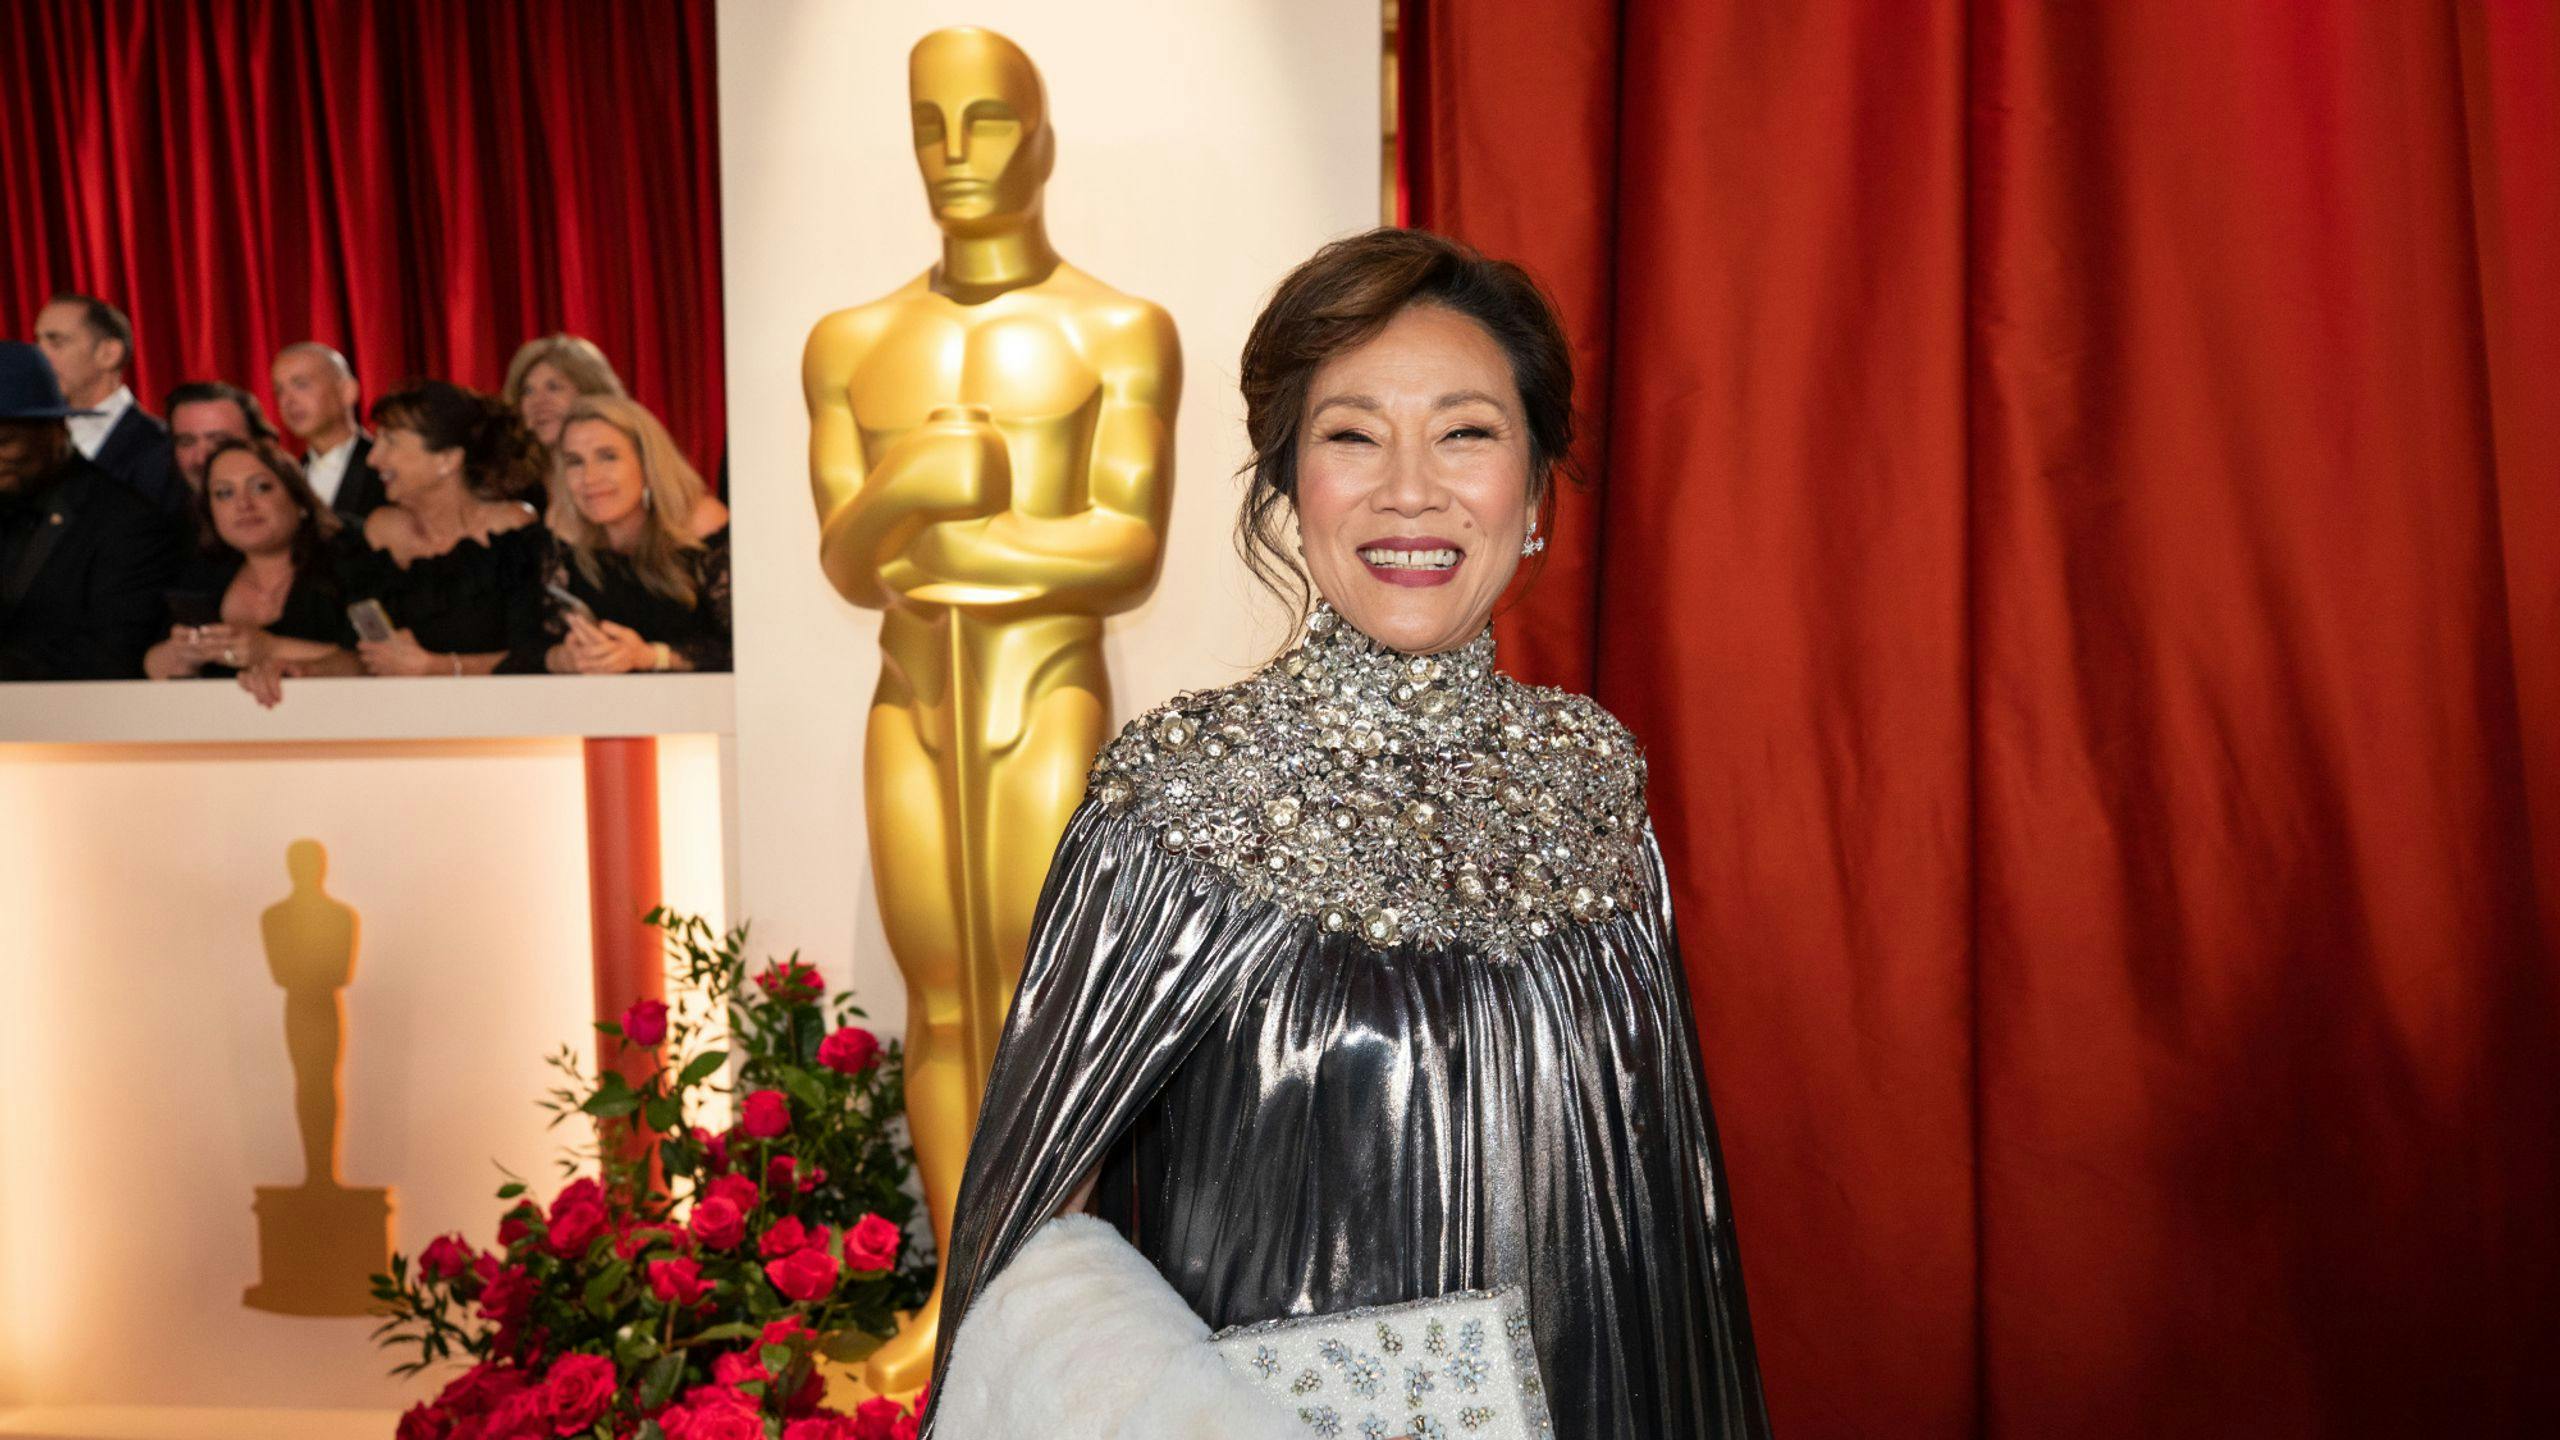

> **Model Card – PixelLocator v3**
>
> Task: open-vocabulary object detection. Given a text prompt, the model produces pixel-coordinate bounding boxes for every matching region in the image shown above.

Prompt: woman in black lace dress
[141,436,355,702]
[341,382,548,676]
[509,394,730,675]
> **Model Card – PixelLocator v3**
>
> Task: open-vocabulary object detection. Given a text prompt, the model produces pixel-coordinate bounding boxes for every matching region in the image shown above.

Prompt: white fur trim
[935,1215,1307,1440]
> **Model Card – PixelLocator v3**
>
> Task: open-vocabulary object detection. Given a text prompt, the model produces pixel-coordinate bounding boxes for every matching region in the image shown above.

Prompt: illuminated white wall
[0,735,727,1416]
[720,0,1383,1023]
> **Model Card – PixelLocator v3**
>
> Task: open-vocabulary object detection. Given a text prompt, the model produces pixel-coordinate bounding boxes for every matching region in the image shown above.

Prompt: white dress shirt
[305,432,362,508]
[66,384,134,458]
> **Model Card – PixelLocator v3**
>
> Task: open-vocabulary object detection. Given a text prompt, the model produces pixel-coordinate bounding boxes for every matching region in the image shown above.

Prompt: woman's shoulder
[360,504,417,553]
[1493,676,1650,796]
[1087,676,1255,786]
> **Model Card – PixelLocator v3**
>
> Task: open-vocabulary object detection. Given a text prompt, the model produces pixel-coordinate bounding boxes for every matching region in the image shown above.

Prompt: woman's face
[559,417,648,537]
[369,424,455,506]
[518,362,581,448]
[1292,304,1533,655]
[207,450,302,556]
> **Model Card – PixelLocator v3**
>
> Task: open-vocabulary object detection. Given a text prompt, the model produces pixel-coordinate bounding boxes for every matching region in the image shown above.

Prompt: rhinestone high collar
[1087,603,1650,955]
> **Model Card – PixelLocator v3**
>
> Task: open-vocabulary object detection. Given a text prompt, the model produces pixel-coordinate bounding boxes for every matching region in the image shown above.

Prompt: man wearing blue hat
[0,340,182,680]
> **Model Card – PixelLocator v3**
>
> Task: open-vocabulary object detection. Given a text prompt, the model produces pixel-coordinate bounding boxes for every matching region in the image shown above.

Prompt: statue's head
[286,838,327,885]
[909,26,1052,238]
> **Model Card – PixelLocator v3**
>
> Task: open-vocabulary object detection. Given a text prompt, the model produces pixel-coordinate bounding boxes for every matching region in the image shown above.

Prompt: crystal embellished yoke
[1087,603,1649,954]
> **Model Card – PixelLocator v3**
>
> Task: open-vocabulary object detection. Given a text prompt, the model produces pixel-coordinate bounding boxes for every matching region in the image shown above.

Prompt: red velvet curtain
[0,0,725,473]
[1412,4,2559,1437]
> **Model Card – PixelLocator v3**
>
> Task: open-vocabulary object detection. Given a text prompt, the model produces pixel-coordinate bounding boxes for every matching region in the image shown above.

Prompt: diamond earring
[1521,525,1545,558]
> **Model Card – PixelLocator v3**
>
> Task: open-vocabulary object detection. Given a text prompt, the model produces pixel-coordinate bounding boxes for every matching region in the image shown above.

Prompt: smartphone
[545,582,599,626]
[165,590,220,627]
[347,598,395,644]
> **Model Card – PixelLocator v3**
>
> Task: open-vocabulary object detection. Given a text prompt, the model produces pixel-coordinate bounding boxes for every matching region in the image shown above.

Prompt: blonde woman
[501,333,626,451]
[519,394,730,674]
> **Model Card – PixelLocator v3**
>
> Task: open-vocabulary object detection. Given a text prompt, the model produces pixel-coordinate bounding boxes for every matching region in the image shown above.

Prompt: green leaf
[636,1422,666,1440]
[614,1321,660,1367]
[678,1050,728,1087]
[687,1321,756,1344]
[760,1344,793,1375]
[780,1067,828,1111]
[582,1260,629,1315]
[643,1094,682,1132]
[638,1352,685,1411]
[495,1181,526,1200]
[583,1090,642,1119]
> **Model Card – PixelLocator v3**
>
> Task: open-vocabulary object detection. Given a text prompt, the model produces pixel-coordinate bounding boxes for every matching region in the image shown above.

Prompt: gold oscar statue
[803,25,1179,1396]
[244,839,395,1316]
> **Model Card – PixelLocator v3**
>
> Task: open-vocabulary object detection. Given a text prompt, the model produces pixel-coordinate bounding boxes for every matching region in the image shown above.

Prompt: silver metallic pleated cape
[924,607,1771,1440]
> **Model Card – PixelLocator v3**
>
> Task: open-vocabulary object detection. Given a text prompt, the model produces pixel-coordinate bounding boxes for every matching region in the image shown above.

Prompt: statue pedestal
[242,1184,394,1317]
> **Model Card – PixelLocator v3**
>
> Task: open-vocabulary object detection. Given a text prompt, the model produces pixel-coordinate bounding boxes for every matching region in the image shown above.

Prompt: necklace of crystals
[1088,603,1650,956]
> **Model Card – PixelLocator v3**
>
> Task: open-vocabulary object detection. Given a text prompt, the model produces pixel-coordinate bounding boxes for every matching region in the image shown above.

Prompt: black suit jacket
[329,433,386,521]
[91,402,182,515]
[0,453,185,679]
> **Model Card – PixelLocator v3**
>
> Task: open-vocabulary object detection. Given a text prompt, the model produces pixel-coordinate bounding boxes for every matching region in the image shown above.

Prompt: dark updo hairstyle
[194,435,341,578]
[1235,227,1579,619]
[369,379,549,503]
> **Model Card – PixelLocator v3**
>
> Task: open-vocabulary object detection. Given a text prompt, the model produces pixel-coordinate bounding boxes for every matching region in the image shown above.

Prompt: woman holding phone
[515,393,730,674]
[342,381,549,676]
[142,436,357,701]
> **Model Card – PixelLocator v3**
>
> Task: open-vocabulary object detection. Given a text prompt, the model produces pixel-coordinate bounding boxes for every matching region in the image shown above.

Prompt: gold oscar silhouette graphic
[804,25,1178,1395]
[244,839,395,1316]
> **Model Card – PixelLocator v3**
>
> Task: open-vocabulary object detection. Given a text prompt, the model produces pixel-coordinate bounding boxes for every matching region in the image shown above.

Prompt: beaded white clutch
[1209,1287,1555,1440]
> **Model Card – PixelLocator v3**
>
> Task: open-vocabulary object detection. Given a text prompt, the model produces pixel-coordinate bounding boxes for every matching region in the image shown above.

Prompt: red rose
[687,1196,746,1251]
[758,1215,833,1260]
[483,1387,551,1440]
[396,1401,451,1440]
[891,1413,918,1440]
[754,961,824,1003]
[740,1089,791,1139]
[419,1233,478,1281]
[547,1200,607,1258]
[783,1418,860,1440]
[850,1397,906,1440]
[759,1314,817,1352]
[710,1350,762,1388]
[766,1155,798,1193]
[552,1177,606,1215]
[843,1213,901,1273]
[691,1125,731,1174]
[817,1026,880,1075]
[615,1222,684,1262]
[703,1172,761,1215]
[647,1256,712,1307]
[623,998,669,1047]
[478,1265,536,1325]
[450,1361,534,1416]
[497,1203,538,1249]
[764,1246,842,1302]
[663,1387,764,1440]
[543,1353,618,1434]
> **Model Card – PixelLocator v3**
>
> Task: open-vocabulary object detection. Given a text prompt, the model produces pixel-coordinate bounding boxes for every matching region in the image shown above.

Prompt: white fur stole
[932,1215,1306,1440]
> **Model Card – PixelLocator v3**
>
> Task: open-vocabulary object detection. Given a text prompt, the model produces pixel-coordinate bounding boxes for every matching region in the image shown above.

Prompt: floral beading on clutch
[1209,1287,1554,1440]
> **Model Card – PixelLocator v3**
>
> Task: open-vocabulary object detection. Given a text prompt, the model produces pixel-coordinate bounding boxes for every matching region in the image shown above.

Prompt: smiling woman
[1234,228,1575,655]
[511,393,733,676]
[923,228,1768,1440]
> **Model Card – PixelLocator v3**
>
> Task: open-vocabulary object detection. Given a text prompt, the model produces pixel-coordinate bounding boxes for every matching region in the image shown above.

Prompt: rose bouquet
[373,911,938,1440]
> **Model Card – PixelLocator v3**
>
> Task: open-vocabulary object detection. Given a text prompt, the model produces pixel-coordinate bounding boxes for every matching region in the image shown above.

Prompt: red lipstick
[1356,536,1466,589]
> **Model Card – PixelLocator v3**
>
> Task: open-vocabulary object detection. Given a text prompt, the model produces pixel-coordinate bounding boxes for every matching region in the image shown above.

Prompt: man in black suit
[167,379,283,498]
[32,293,179,514]
[0,342,182,680]
[271,341,381,520]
